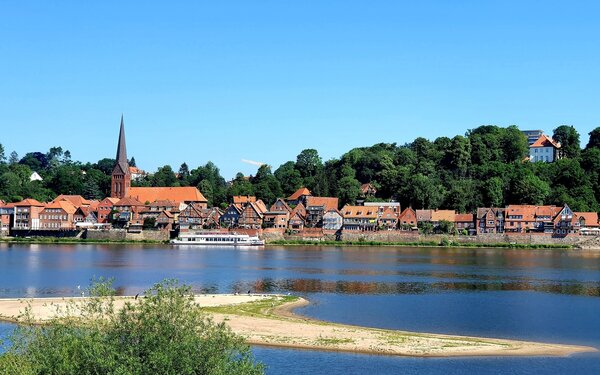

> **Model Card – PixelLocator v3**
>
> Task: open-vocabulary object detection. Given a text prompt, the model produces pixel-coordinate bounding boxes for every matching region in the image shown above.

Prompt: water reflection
[229,278,600,297]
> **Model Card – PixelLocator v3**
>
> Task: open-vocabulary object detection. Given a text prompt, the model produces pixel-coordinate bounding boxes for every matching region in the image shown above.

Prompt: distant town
[1,119,600,245]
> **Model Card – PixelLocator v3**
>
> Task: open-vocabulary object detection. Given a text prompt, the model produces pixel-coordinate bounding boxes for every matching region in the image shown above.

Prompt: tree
[274,161,303,197]
[82,179,103,200]
[0,144,5,164]
[553,125,580,158]
[483,177,505,207]
[151,165,178,187]
[178,162,190,182]
[129,156,136,167]
[501,125,529,163]
[508,168,550,205]
[295,149,322,178]
[94,158,116,175]
[586,127,600,150]
[0,279,264,374]
[336,164,361,206]
[45,165,85,196]
[190,162,228,208]
[251,165,282,205]
[404,174,446,209]
[227,173,254,199]
[143,217,156,229]
[19,152,49,172]
[8,151,19,165]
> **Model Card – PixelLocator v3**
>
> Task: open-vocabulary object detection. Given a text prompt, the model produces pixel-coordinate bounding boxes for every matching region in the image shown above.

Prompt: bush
[0,279,264,375]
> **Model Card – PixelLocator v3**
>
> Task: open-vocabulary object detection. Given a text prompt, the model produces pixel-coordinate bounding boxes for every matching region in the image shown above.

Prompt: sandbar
[0,295,595,358]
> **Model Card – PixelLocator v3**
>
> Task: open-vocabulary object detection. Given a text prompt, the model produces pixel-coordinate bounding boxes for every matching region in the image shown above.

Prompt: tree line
[2,125,600,212]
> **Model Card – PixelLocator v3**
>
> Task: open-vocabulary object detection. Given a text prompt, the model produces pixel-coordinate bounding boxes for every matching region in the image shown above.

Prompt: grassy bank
[0,236,573,249]
[266,239,573,249]
[0,237,168,245]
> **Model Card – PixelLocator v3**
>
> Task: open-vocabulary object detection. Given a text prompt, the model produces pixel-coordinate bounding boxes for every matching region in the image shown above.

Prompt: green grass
[201,296,299,318]
[315,337,355,346]
[0,237,168,245]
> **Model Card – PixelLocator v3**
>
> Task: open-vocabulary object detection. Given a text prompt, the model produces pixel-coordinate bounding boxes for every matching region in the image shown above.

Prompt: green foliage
[0,279,264,375]
[3,124,600,212]
[274,161,303,197]
[586,127,600,150]
[152,165,178,187]
[143,217,157,229]
[553,125,580,158]
[251,165,282,206]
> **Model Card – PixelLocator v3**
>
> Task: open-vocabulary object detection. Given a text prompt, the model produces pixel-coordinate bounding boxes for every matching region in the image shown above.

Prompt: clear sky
[1,1,599,179]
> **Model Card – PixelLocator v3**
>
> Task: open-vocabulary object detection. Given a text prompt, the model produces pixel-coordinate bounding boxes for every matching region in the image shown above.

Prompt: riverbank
[0,237,168,245]
[0,236,578,250]
[0,295,595,358]
[266,239,573,249]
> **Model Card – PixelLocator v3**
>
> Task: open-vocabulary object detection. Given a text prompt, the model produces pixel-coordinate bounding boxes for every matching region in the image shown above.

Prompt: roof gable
[287,187,312,201]
[306,196,339,211]
[128,187,207,204]
[531,134,561,148]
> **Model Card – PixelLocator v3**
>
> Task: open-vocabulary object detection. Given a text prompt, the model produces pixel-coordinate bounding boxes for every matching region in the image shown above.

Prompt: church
[110,116,207,209]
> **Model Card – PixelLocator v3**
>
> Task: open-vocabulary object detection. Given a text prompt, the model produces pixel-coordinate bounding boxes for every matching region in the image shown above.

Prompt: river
[1,243,599,374]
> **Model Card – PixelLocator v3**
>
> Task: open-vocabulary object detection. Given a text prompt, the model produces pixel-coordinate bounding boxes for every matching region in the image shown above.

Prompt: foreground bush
[0,279,264,375]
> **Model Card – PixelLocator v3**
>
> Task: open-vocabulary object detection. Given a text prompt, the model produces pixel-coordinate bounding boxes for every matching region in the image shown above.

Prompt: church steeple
[115,114,129,173]
[111,115,131,199]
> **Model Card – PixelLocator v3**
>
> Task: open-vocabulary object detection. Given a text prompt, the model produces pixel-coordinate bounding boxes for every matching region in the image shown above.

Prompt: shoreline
[0,237,586,250]
[265,240,574,250]
[1,294,589,358]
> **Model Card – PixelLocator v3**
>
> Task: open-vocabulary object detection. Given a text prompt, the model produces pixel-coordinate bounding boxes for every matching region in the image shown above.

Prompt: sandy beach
[0,294,596,358]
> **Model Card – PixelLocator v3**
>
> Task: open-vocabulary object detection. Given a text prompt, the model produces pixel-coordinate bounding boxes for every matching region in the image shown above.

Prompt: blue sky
[1,1,599,179]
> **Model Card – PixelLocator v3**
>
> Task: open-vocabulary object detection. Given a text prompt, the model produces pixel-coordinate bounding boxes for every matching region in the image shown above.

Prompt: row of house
[2,185,599,239]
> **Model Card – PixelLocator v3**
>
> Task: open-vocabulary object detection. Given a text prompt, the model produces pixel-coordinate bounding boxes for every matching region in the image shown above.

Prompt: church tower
[111,115,131,199]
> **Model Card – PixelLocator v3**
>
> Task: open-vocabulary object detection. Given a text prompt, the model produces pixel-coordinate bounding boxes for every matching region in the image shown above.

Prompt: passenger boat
[171,232,265,246]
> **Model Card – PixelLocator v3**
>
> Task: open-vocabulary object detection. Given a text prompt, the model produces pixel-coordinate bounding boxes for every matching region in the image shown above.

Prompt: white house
[529,134,561,163]
[29,171,43,182]
[323,209,343,231]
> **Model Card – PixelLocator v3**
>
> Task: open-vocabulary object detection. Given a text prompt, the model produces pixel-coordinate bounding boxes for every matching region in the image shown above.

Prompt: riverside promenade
[0,295,595,358]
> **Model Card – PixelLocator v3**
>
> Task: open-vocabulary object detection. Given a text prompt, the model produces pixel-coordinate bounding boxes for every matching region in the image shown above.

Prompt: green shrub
[0,279,264,375]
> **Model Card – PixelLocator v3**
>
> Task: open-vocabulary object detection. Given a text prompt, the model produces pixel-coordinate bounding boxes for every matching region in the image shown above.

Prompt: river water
[1,243,599,374]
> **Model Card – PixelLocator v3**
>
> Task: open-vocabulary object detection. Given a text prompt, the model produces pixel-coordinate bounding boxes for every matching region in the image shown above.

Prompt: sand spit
[0,295,595,358]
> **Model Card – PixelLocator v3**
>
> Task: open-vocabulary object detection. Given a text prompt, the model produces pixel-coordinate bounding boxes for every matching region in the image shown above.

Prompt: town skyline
[0,115,592,180]
[2,2,600,178]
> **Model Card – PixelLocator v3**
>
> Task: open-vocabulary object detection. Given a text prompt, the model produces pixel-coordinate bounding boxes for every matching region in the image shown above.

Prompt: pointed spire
[115,115,129,173]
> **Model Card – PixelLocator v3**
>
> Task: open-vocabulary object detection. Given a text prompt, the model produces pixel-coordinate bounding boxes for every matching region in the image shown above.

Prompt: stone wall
[85,229,168,242]
[267,229,591,247]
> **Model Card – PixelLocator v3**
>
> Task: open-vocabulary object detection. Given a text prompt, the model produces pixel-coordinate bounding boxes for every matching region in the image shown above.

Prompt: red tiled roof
[360,183,377,193]
[531,134,561,148]
[52,195,91,208]
[115,197,144,207]
[43,200,77,214]
[270,198,292,213]
[416,209,432,221]
[306,196,339,211]
[254,200,268,214]
[380,206,399,219]
[431,210,457,222]
[128,187,207,204]
[575,212,599,227]
[341,205,378,219]
[100,197,120,205]
[233,196,256,204]
[148,200,177,207]
[13,198,45,207]
[291,202,306,217]
[455,213,474,223]
[287,187,312,201]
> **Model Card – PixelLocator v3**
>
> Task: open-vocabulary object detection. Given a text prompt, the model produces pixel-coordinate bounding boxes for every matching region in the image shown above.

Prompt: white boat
[171,232,265,246]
